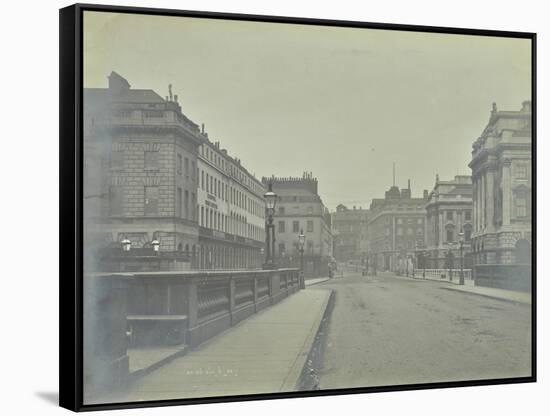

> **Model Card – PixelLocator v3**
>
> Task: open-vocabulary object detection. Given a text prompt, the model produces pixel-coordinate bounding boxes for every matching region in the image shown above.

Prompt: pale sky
[83,11,531,210]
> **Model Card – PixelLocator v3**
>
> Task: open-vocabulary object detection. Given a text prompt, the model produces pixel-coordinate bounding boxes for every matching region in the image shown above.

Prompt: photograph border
[59,3,537,412]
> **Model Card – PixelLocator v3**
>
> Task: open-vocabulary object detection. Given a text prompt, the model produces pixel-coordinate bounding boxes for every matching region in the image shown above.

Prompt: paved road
[312,272,532,389]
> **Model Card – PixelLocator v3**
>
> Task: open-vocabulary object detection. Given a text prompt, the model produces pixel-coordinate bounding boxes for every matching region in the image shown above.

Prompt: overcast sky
[83,11,531,210]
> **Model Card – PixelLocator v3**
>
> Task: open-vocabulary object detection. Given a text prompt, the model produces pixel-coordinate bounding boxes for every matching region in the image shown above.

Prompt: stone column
[439,211,444,248]
[502,159,512,226]
[472,180,477,232]
[485,167,495,232]
[479,172,486,230]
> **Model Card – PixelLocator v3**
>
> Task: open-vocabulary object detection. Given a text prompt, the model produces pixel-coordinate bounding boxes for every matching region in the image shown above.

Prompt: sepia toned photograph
[64,5,534,409]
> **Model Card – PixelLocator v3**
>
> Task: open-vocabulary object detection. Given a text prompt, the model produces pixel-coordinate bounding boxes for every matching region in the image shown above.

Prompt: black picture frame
[60,3,536,412]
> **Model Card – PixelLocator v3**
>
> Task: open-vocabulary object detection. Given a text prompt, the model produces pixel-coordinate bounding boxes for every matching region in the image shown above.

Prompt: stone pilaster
[502,158,512,226]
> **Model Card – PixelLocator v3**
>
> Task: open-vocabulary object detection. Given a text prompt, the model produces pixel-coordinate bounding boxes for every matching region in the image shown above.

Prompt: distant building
[196,135,265,270]
[469,101,532,291]
[263,173,333,277]
[367,181,428,273]
[425,175,473,269]
[332,204,369,262]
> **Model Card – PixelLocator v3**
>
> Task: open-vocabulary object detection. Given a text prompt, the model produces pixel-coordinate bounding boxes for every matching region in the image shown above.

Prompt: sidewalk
[380,272,530,305]
[441,284,531,305]
[128,345,187,375]
[305,276,331,286]
[109,288,332,403]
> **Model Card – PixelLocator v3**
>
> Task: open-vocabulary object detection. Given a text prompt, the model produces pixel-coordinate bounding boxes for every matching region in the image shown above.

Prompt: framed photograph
[59,3,536,411]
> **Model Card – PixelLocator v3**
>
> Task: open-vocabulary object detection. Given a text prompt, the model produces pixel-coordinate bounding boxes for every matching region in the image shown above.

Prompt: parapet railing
[83,268,302,398]
[412,268,473,283]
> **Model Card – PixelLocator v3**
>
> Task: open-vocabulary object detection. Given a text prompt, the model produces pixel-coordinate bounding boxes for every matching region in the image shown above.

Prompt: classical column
[439,211,444,248]
[479,172,487,230]
[473,178,478,232]
[485,167,495,232]
[502,159,512,226]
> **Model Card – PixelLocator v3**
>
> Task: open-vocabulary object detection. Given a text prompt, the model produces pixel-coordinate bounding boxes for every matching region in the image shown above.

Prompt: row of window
[276,206,314,216]
[200,144,264,196]
[197,244,262,270]
[176,187,196,220]
[109,185,197,219]
[176,153,195,180]
[199,169,263,217]
[198,205,263,241]
[396,227,424,236]
[443,210,472,221]
[111,150,197,183]
[278,220,314,233]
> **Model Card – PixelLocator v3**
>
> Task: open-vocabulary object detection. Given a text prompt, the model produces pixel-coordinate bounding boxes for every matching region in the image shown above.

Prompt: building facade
[196,135,265,270]
[83,72,204,272]
[263,173,333,278]
[83,72,265,272]
[367,181,428,273]
[469,101,532,291]
[425,175,473,269]
[332,204,369,262]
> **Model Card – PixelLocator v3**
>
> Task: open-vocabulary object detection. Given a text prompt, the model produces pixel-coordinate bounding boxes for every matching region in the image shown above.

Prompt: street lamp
[151,239,160,253]
[422,250,427,278]
[298,229,306,288]
[263,182,277,270]
[413,242,418,278]
[458,229,465,285]
[121,237,131,252]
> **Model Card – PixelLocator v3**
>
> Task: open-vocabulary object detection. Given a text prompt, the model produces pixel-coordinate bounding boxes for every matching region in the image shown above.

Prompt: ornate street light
[298,229,306,288]
[121,237,131,252]
[263,182,278,269]
[151,239,160,253]
[458,229,465,285]
[264,183,277,214]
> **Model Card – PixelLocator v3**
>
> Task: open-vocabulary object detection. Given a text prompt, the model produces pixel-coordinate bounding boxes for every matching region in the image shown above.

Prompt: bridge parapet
[83,268,302,398]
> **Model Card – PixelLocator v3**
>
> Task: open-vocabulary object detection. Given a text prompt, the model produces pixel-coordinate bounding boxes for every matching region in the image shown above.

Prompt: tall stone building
[469,101,532,291]
[83,72,265,271]
[425,175,473,269]
[83,72,204,271]
[367,181,428,272]
[196,135,265,270]
[263,173,333,277]
[332,204,369,262]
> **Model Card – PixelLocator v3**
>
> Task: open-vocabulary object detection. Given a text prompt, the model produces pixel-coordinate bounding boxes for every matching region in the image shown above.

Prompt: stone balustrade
[83,268,302,398]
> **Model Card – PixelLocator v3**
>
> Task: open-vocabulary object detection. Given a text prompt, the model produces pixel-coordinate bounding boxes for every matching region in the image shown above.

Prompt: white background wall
[1,0,547,414]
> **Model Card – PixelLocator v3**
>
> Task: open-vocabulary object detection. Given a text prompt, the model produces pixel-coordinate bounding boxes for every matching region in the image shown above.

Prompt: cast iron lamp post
[422,250,427,278]
[298,229,306,288]
[458,229,465,285]
[263,182,277,270]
